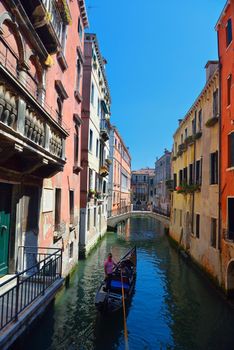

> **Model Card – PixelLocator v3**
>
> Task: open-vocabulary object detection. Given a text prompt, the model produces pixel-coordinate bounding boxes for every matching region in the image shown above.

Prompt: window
[150,190,153,196]
[179,170,183,185]
[56,96,63,124]
[69,242,74,258]
[69,190,74,225]
[74,126,79,164]
[87,209,90,231]
[195,159,202,185]
[213,89,219,117]
[183,167,188,184]
[173,173,177,190]
[185,128,188,139]
[227,75,232,106]
[78,17,83,40]
[94,208,96,227]
[89,168,93,190]
[89,129,93,152]
[61,23,67,54]
[211,218,217,248]
[189,164,193,185]
[96,139,99,158]
[210,152,218,184]
[198,109,202,131]
[97,98,100,116]
[181,134,184,144]
[76,58,82,92]
[174,209,176,224]
[226,18,232,47]
[228,133,234,168]
[195,214,200,238]
[192,115,197,135]
[55,188,61,230]
[91,82,94,104]
[228,198,234,239]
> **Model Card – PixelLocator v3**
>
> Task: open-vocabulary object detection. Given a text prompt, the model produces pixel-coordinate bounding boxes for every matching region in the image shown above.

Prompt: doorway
[0,183,12,276]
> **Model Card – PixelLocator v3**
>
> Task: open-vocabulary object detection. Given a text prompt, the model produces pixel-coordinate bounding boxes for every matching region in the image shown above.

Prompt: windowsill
[226,104,231,109]
[210,183,218,186]
[69,224,75,232]
[74,90,83,104]
[226,167,234,172]
[57,51,68,71]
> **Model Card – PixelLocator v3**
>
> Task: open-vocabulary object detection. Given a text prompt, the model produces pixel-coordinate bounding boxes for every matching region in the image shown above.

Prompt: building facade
[131,168,155,210]
[108,126,131,216]
[217,0,234,294]
[0,0,88,277]
[170,62,221,284]
[153,149,171,216]
[80,33,111,257]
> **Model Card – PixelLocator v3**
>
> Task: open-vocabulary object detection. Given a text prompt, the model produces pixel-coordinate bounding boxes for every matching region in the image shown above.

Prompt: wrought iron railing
[108,206,131,218]
[0,246,62,331]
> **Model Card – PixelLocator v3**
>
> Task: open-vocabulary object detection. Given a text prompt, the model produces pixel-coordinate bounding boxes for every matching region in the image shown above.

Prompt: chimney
[178,119,183,125]
[205,61,218,81]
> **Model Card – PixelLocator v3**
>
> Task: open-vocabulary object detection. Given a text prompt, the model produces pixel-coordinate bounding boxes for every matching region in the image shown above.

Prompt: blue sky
[86,0,224,170]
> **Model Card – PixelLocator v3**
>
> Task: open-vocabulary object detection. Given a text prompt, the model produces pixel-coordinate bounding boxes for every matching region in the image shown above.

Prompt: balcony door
[0,183,12,276]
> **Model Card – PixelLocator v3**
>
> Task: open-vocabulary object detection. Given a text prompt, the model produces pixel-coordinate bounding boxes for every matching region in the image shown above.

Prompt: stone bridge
[107,211,170,229]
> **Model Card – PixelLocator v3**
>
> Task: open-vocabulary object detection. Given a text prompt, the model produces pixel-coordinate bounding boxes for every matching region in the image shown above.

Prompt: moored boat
[95,246,137,314]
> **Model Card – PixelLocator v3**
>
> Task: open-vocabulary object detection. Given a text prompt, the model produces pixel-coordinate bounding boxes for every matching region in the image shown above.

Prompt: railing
[41,0,63,43]
[108,206,131,218]
[0,246,62,331]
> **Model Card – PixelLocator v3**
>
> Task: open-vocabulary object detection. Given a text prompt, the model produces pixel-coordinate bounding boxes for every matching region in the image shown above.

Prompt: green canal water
[13,217,234,350]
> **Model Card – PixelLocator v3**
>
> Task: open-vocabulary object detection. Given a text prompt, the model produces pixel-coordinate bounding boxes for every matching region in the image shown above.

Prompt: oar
[120,269,129,350]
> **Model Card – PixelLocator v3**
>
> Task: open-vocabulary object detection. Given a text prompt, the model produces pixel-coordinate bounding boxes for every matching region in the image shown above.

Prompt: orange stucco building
[217,0,234,293]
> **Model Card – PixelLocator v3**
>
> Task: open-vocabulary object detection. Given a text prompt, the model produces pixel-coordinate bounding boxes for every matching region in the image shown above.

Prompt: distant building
[131,168,155,210]
[80,33,111,257]
[108,126,131,216]
[153,150,171,216]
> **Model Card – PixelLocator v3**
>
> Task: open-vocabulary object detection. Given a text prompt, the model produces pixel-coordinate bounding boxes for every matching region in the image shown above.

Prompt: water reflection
[13,217,234,350]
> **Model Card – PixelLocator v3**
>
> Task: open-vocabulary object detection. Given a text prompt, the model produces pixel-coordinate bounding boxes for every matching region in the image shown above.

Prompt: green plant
[184,135,194,146]
[194,131,202,140]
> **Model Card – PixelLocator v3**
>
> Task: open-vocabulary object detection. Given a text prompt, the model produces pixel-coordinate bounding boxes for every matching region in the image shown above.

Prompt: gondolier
[95,247,137,314]
[104,253,116,291]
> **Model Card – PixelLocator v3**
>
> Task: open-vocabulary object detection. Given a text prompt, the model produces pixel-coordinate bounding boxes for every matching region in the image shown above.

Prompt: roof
[85,33,111,102]
[111,125,131,160]
[78,0,89,29]
[215,0,230,30]
[132,168,155,176]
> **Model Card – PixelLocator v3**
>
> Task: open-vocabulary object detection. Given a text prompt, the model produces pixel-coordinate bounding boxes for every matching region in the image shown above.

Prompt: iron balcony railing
[0,246,62,331]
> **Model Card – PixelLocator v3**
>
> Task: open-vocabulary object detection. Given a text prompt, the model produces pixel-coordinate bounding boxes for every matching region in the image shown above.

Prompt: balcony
[0,53,68,178]
[100,118,110,142]
[20,0,71,53]
[100,164,109,177]
[0,246,63,349]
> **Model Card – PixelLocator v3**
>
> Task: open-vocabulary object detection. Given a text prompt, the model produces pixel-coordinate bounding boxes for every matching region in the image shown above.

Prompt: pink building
[0,0,88,277]
[108,126,131,216]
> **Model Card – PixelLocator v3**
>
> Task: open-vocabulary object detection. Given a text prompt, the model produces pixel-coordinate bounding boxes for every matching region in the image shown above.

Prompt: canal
[13,217,234,350]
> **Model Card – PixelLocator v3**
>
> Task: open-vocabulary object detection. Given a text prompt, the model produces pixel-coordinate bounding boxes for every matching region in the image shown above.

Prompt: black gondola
[95,246,137,314]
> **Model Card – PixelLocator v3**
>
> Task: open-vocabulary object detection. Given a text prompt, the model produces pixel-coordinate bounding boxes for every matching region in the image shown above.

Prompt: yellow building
[170,61,221,284]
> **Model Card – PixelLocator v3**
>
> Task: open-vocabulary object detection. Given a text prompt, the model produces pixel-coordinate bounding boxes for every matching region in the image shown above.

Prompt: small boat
[95,246,137,314]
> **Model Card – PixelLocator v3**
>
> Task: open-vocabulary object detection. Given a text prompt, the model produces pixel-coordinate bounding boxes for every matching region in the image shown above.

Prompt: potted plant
[89,189,96,198]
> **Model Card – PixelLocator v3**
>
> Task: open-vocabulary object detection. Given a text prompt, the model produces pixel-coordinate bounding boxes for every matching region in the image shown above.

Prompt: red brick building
[217,0,234,293]
[0,0,88,277]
